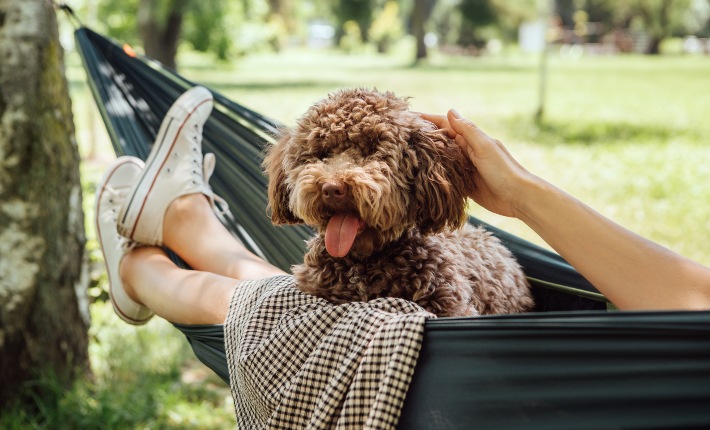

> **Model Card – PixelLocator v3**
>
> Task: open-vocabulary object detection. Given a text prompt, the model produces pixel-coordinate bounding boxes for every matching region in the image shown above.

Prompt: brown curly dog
[263,88,533,317]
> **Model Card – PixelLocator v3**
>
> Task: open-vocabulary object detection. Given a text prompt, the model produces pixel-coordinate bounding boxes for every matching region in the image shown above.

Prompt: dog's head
[263,88,475,258]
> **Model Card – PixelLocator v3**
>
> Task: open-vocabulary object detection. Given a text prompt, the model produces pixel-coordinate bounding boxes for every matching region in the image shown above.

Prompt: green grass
[29,42,707,427]
[1,303,236,429]
[164,46,709,265]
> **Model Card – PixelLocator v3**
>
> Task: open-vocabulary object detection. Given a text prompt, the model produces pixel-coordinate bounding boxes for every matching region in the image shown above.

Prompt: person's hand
[420,110,539,219]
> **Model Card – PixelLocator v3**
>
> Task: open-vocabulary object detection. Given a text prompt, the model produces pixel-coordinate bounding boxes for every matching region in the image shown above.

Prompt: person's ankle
[162,193,212,244]
[119,252,142,304]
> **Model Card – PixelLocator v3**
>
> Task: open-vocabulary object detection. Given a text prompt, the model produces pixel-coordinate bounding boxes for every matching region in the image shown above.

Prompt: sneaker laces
[101,185,145,252]
[118,237,145,252]
[100,185,131,225]
[102,185,129,205]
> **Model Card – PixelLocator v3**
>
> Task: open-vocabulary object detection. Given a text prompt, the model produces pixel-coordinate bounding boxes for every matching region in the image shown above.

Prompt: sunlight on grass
[181,48,709,266]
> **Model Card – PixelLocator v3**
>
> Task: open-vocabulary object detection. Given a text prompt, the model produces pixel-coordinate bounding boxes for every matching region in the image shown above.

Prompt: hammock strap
[50,0,83,28]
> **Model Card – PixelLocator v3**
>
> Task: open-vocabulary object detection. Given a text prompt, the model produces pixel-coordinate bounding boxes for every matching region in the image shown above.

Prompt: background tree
[0,0,89,405]
[138,0,190,70]
[629,0,692,54]
[333,0,375,43]
[98,0,235,68]
[184,0,233,59]
[458,0,497,48]
[369,1,404,53]
[428,0,538,53]
[556,0,701,54]
[411,0,435,62]
[96,0,303,67]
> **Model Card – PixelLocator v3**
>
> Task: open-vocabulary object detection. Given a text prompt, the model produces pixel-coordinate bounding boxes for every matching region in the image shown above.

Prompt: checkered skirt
[224,275,434,429]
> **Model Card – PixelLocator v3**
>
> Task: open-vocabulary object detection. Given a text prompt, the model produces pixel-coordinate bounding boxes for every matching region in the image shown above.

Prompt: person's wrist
[510,173,548,222]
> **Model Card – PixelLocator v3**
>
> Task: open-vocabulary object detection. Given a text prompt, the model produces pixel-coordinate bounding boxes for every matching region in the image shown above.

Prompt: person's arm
[421,110,710,310]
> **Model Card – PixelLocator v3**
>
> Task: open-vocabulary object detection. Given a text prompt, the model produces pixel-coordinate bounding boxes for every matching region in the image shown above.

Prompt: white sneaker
[95,156,154,325]
[117,86,222,246]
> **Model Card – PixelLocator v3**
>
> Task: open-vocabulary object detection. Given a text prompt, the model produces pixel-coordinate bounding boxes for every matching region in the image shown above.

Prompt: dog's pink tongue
[325,214,361,257]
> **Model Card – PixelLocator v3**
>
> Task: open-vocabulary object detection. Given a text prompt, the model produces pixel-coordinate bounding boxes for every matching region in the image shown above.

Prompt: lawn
[72,43,710,265]
[12,41,704,428]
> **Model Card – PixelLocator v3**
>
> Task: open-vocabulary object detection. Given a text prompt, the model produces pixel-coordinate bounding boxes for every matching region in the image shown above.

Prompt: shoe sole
[95,157,152,325]
[118,89,213,242]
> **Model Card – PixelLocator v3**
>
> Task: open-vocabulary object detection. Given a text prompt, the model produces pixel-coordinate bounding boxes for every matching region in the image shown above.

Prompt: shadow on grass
[402,62,535,74]
[195,79,344,92]
[67,76,343,97]
[505,115,697,146]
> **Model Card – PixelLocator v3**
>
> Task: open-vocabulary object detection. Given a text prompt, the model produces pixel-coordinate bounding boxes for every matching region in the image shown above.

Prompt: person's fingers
[416,112,456,138]
[454,134,473,159]
[447,109,490,145]
[416,112,445,126]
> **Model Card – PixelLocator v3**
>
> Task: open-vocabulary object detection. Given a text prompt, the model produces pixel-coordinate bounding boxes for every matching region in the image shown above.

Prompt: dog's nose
[322,182,348,203]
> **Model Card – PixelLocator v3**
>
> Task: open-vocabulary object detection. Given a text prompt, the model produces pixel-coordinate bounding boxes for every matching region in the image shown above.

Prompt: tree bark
[412,0,428,62]
[0,0,89,406]
[643,0,673,55]
[138,0,190,70]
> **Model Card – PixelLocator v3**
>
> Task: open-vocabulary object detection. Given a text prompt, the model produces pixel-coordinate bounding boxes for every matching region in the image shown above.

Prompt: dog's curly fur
[263,88,533,317]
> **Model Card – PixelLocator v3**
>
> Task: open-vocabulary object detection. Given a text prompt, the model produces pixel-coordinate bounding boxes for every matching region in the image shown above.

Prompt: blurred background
[3,0,710,428]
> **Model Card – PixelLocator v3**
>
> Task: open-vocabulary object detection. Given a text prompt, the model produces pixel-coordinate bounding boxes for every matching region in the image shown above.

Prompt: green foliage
[560,0,709,52]
[183,0,231,58]
[430,0,465,46]
[456,0,541,46]
[459,0,497,27]
[340,20,365,52]
[97,0,141,46]
[334,0,376,42]
[0,303,235,429]
[369,1,405,53]
[83,0,286,60]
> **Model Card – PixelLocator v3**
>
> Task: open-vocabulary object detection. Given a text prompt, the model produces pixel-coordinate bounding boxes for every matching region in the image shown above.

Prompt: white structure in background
[683,36,710,54]
[308,21,335,48]
[424,32,438,48]
[519,21,546,53]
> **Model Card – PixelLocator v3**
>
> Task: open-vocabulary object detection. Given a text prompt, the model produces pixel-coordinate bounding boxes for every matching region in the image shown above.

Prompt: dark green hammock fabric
[176,311,710,430]
[76,27,710,429]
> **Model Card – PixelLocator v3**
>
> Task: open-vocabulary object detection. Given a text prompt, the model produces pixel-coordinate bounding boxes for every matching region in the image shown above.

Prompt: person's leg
[120,246,239,325]
[161,193,286,281]
[118,193,287,325]
[107,86,285,325]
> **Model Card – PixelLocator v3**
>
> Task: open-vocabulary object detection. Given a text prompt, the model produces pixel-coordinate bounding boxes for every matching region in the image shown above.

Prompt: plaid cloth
[224,275,434,429]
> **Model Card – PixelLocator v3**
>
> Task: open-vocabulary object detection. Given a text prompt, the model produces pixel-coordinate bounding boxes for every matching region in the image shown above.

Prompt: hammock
[75,27,710,429]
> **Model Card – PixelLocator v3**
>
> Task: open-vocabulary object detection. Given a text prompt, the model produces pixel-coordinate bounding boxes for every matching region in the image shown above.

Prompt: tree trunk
[643,0,672,55]
[138,0,189,70]
[646,36,662,55]
[0,0,89,406]
[412,0,428,63]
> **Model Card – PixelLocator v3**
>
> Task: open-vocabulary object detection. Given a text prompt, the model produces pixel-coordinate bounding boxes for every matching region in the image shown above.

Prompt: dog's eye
[315,150,328,160]
[306,146,327,161]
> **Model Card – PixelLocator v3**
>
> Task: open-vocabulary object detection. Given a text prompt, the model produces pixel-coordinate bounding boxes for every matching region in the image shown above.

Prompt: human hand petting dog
[420,110,539,219]
[422,109,710,311]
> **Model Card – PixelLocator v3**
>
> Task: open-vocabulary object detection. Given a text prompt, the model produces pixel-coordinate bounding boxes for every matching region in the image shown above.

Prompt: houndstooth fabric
[224,275,434,430]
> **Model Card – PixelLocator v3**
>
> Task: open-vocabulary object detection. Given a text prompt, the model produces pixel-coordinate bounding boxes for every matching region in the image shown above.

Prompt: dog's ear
[262,129,302,224]
[410,126,476,234]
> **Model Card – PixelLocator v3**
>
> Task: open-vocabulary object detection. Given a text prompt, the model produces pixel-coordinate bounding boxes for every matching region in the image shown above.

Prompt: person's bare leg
[118,194,286,324]
[120,246,237,324]
[162,193,286,280]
